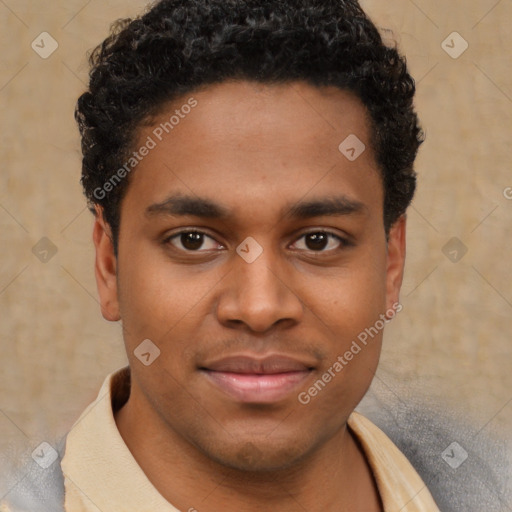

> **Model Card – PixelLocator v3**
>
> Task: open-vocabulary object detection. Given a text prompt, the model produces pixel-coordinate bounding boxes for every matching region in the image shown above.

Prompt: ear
[93,206,121,321]
[385,215,407,314]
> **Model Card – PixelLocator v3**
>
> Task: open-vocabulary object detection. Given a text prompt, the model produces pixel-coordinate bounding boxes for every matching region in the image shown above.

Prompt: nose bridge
[241,248,280,296]
[236,241,287,308]
[216,239,303,332]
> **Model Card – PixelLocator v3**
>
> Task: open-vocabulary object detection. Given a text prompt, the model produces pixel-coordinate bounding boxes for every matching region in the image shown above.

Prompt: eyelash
[163,229,351,254]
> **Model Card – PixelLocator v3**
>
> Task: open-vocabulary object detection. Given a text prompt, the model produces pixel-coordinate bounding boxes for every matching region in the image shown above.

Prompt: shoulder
[357,397,511,512]
[0,437,66,512]
[2,403,509,511]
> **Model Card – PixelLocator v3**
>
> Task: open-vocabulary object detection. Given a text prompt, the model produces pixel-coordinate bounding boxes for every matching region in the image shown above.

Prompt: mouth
[199,354,315,404]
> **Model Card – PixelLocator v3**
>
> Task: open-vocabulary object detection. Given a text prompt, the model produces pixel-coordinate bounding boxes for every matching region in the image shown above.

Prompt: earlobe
[93,206,121,322]
[385,215,407,314]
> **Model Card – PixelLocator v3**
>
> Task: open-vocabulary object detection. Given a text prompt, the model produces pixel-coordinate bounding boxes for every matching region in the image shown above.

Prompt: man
[2,0,441,510]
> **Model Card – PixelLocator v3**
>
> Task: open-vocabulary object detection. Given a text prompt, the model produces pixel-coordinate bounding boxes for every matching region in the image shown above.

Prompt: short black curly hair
[76,0,423,253]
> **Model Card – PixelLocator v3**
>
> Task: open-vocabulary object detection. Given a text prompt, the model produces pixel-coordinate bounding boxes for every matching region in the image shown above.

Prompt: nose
[216,246,304,333]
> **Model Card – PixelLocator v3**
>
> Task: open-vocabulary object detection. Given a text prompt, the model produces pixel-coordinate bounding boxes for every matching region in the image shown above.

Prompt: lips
[200,354,315,403]
[203,355,313,374]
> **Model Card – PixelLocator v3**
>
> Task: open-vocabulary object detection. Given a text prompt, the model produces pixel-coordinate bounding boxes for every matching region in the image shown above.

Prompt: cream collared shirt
[56,367,439,512]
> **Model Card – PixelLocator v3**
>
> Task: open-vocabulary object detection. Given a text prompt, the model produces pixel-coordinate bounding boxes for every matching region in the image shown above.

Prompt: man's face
[95,80,406,471]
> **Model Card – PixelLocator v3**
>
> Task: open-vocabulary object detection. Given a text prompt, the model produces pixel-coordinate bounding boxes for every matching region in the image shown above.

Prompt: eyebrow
[146,195,230,219]
[145,194,366,220]
[284,196,366,219]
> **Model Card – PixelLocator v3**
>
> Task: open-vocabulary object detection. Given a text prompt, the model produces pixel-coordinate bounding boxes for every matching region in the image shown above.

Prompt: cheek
[306,248,387,391]
[116,243,220,347]
[316,251,388,332]
[298,266,386,419]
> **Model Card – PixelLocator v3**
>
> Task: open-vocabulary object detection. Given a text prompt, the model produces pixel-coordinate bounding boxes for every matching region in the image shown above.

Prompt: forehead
[158,80,373,160]
[123,79,382,223]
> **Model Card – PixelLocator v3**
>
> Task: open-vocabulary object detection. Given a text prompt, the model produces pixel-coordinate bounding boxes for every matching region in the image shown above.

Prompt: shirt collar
[62,366,439,512]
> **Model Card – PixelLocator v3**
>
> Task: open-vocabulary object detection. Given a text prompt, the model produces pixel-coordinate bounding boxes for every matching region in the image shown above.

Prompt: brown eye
[181,232,204,250]
[167,231,221,252]
[292,231,347,253]
[305,232,329,251]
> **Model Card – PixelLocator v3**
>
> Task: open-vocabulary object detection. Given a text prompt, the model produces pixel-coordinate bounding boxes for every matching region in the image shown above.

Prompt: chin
[195,433,318,474]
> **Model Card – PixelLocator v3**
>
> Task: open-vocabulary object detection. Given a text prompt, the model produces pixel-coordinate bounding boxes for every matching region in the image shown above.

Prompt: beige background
[0,0,511,470]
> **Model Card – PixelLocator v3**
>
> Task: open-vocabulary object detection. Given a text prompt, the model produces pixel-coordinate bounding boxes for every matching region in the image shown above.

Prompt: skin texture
[93,80,406,511]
